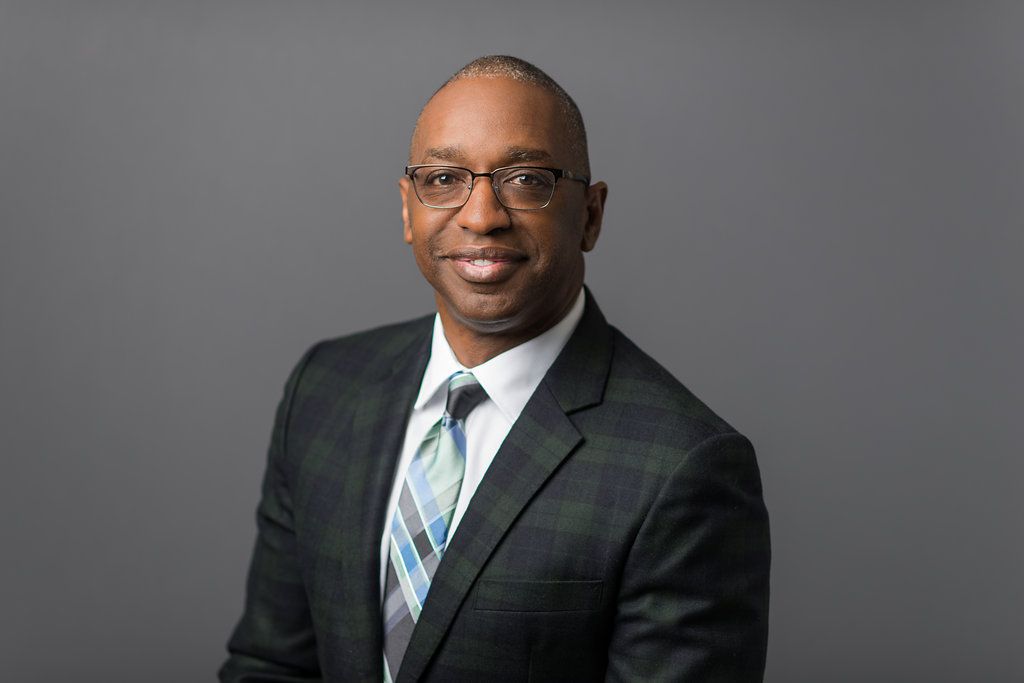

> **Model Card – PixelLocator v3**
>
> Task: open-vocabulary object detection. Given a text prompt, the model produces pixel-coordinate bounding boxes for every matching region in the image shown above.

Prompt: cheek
[411,237,437,274]
[407,215,450,278]
[535,217,584,267]
[407,213,435,253]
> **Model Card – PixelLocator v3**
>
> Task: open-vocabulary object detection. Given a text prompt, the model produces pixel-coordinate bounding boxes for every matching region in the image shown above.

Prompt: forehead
[411,77,572,167]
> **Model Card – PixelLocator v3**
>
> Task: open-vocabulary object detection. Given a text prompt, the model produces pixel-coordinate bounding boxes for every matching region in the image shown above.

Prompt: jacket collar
[395,287,613,681]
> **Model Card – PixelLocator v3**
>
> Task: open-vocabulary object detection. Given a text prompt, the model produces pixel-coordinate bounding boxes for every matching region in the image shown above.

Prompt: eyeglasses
[405,164,590,210]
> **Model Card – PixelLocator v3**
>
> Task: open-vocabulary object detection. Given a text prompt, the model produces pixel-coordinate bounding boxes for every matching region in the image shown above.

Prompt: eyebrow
[505,147,554,164]
[423,145,464,163]
[420,146,555,165]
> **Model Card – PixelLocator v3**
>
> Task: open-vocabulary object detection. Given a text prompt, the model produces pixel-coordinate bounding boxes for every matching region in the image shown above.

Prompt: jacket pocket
[474,579,604,612]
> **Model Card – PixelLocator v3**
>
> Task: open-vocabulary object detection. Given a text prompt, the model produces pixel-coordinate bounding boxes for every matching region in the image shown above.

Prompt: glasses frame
[404,164,591,210]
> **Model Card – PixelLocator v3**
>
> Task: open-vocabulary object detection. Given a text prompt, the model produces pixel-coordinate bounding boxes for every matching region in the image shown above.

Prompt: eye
[504,170,553,188]
[424,170,458,186]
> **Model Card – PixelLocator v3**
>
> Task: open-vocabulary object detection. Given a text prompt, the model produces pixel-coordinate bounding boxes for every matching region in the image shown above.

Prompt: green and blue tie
[382,371,488,681]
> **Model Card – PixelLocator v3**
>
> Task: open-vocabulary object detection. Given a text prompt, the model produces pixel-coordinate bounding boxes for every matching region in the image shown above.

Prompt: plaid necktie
[382,371,488,681]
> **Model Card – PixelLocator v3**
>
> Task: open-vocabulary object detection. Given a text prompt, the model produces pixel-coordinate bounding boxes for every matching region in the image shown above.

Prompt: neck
[437,292,580,368]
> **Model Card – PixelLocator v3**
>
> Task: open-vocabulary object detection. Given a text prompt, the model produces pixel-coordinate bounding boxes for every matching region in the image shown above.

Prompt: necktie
[382,372,488,681]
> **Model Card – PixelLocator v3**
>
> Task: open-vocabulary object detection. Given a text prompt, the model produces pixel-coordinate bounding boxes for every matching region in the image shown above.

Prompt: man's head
[399,56,608,359]
[411,56,592,178]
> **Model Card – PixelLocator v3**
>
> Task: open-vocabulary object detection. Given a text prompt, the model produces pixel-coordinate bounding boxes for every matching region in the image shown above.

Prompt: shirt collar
[413,287,586,422]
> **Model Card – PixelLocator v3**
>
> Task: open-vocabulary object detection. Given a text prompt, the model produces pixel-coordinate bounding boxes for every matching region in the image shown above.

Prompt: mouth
[443,247,526,284]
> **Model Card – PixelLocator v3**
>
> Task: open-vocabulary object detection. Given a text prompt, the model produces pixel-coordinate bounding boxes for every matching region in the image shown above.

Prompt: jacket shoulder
[599,325,746,450]
[280,314,433,403]
[307,314,433,372]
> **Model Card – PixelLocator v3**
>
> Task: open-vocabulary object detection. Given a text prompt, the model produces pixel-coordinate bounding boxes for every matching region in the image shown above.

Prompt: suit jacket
[220,291,770,682]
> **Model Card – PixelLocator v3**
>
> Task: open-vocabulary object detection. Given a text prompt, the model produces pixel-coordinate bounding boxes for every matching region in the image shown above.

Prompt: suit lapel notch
[545,287,614,415]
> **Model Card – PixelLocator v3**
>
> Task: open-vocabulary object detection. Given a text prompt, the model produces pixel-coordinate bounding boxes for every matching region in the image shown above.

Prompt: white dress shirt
[378,288,585,595]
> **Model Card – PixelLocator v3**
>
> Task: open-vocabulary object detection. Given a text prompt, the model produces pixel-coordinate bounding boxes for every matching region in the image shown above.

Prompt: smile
[443,247,526,284]
[448,257,521,283]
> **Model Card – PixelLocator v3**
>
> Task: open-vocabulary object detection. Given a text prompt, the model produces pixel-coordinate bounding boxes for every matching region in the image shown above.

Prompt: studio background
[2,1,1021,681]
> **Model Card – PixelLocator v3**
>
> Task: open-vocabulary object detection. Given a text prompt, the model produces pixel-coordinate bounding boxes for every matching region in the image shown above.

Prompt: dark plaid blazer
[220,291,770,682]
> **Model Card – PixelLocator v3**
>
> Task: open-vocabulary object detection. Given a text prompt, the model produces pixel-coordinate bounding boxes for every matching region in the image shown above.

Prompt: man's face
[399,76,606,346]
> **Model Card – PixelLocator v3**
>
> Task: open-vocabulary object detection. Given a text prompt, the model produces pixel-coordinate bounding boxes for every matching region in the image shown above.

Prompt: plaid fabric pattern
[219,290,770,683]
[383,372,487,682]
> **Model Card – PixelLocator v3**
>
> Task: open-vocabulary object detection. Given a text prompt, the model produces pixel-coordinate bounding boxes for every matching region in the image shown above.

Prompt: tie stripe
[382,372,487,682]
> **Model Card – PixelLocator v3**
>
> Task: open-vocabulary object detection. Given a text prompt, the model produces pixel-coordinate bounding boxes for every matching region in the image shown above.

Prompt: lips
[443,246,526,284]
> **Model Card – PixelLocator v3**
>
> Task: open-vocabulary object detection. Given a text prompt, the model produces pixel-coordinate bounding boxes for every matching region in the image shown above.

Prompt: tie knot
[445,372,487,422]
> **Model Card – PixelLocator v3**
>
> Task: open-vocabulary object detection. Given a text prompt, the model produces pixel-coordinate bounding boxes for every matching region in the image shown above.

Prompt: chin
[442,293,529,333]
[451,306,523,334]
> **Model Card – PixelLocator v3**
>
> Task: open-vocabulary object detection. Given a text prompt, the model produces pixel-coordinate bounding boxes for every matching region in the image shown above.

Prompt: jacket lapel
[397,291,613,682]
[318,318,432,680]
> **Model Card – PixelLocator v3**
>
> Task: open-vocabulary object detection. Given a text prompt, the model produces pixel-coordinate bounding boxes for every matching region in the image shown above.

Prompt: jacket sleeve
[605,432,771,682]
[219,345,324,683]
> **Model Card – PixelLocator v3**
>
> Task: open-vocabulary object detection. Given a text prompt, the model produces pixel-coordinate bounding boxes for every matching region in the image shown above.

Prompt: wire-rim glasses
[405,164,590,210]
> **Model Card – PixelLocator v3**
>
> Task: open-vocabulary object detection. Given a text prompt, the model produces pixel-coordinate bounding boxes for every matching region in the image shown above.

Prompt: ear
[399,176,413,244]
[580,181,607,252]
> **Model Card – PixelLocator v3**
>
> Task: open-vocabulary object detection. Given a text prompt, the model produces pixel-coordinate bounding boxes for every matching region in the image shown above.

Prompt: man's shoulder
[311,314,433,365]
[285,314,433,391]
[599,324,745,447]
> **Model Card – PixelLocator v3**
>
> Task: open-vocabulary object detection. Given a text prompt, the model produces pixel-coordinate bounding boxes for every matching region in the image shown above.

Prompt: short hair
[412,55,591,177]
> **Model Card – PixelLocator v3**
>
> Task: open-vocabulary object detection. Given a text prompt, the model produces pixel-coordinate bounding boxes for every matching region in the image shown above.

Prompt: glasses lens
[412,166,472,208]
[493,167,557,209]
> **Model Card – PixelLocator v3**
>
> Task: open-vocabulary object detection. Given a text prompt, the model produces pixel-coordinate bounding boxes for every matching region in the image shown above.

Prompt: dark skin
[399,76,608,367]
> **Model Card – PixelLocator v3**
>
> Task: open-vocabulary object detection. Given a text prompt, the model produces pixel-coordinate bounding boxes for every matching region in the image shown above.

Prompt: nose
[456,178,511,234]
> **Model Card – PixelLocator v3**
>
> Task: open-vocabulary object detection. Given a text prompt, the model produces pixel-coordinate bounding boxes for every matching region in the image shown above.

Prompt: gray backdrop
[2,1,1021,681]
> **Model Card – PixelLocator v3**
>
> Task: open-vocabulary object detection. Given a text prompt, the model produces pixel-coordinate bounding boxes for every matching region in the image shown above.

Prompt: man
[220,56,770,682]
